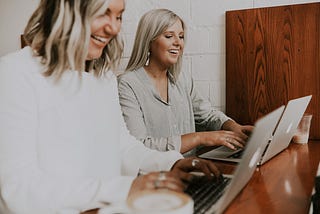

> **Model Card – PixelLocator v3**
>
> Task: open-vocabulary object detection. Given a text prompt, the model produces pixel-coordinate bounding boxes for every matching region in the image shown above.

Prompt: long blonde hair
[125,9,185,81]
[23,0,124,81]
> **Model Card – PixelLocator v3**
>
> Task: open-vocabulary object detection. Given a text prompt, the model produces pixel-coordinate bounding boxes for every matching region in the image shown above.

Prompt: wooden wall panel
[226,3,320,139]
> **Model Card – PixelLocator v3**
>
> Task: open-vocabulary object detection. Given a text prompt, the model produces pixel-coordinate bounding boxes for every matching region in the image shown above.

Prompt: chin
[87,50,104,60]
[169,60,178,65]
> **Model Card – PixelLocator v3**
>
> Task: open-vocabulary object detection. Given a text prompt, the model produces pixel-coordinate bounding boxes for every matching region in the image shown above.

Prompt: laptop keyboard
[185,175,231,214]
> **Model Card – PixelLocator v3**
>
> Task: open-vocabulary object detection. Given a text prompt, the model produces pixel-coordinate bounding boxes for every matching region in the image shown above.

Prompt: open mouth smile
[91,35,108,44]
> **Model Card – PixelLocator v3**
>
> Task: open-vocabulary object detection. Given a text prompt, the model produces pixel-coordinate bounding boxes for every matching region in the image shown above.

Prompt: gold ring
[191,159,200,168]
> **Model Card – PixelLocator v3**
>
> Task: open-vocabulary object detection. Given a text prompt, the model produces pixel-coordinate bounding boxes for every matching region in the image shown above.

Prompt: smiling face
[87,0,124,60]
[149,19,184,70]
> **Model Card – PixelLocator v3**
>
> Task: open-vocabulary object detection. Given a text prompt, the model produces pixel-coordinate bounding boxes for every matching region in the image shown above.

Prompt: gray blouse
[117,67,230,155]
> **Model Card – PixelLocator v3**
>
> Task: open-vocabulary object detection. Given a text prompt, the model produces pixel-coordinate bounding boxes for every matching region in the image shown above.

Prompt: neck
[143,64,169,102]
[144,64,167,80]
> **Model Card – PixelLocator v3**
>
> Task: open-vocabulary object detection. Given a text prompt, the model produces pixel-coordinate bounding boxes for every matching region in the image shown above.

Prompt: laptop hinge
[258,135,274,165]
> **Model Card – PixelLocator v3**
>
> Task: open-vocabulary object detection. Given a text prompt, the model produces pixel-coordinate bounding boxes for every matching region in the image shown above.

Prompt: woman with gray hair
[118,9,253,156]
[0,1,220,213]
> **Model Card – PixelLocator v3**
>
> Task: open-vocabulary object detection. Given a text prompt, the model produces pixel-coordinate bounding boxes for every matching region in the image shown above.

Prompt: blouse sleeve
[117,76,182,152]
[118,111,183,176]
[184,71,231,131]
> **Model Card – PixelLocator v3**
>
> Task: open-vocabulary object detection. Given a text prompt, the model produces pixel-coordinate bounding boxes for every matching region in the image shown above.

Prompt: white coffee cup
[127,189,193,214]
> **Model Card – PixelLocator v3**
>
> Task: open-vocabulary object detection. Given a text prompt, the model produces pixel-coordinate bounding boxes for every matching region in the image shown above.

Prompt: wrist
[193,132,204,146]
[222,119,237,131]
[181,132,204,153]
[170,158,182,171]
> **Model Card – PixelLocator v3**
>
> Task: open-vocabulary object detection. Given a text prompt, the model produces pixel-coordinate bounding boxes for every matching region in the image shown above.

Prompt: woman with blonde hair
[0,1,219,213]
[118,9,253,156]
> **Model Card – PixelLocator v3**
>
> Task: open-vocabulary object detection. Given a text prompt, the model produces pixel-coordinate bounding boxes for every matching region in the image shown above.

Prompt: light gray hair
[23,0,124,81]
[125,8,185,81]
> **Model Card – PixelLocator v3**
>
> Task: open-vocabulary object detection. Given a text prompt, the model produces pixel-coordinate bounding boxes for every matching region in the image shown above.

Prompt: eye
[165,35,173,39]
[116,13,123,21]
[97,13,107,19]
[179,35,184,39]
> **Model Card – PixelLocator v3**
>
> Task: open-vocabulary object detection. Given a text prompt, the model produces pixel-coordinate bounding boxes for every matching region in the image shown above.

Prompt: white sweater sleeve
[119,116,184,176]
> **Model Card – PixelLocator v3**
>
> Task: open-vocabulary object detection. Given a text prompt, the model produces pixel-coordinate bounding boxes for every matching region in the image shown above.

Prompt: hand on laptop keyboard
[188,172,224,184]
[185,173,231,214]
[221,120,254,147]
[171,157,222,183]
[193,130,246,150]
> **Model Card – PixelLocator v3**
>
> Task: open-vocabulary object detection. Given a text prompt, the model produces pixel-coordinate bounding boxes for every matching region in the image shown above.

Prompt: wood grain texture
[223,141,320,214]
[226,3,320,139]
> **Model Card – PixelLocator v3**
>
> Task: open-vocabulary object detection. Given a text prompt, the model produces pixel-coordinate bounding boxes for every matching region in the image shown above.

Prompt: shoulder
[0,47,40,74]
[118,71,136,82]
[177,69,192,81]
[0,48,42,102]
[118,69,140,83]
[175,69,193,89]
[1,47,34,66]
[0,47,41,81]
[117,68,149,97]
[117,68,146,88]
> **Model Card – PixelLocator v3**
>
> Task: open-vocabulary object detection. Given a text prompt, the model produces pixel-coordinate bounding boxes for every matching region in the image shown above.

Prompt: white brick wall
[1,0,319,111]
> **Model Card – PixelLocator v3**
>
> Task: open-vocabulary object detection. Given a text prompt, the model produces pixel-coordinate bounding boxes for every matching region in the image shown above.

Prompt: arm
[118,113,184,175]
[187,75,230,131]
[184,72,253,140]
[181,71,247,149]
[189,78,253,143]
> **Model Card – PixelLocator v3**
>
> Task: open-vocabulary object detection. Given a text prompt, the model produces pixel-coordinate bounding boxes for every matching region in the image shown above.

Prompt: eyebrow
[164,31,184,34]
[106,8,125,14]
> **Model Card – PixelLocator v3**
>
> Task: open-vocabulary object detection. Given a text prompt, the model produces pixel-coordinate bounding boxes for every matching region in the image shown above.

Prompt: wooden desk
[84,141,320,214]
[219,140,320,214]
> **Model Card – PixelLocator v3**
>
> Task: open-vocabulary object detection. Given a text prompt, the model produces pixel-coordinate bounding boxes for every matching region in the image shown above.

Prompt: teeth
[91,35,107,43]
[169,50,179,54]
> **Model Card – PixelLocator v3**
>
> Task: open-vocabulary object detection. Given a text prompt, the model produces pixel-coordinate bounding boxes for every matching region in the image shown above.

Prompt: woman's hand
[128,170,190,197]
[198,130,246,150]
[128,157,220,197]
[170,157,221,179]
[222,120,254,141]
[181,130,246,153]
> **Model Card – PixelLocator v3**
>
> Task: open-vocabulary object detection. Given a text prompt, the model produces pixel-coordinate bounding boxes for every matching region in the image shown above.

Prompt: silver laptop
[188,106,284,214]
[258,95,312,165]
[198,95,312,165]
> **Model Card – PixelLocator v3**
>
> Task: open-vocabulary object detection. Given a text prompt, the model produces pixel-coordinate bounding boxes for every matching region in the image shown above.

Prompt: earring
[145,52,150,66]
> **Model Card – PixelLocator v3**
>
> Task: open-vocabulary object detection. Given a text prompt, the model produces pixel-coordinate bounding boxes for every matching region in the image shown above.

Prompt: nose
[104,17,120,36]
[173,35,183,46]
